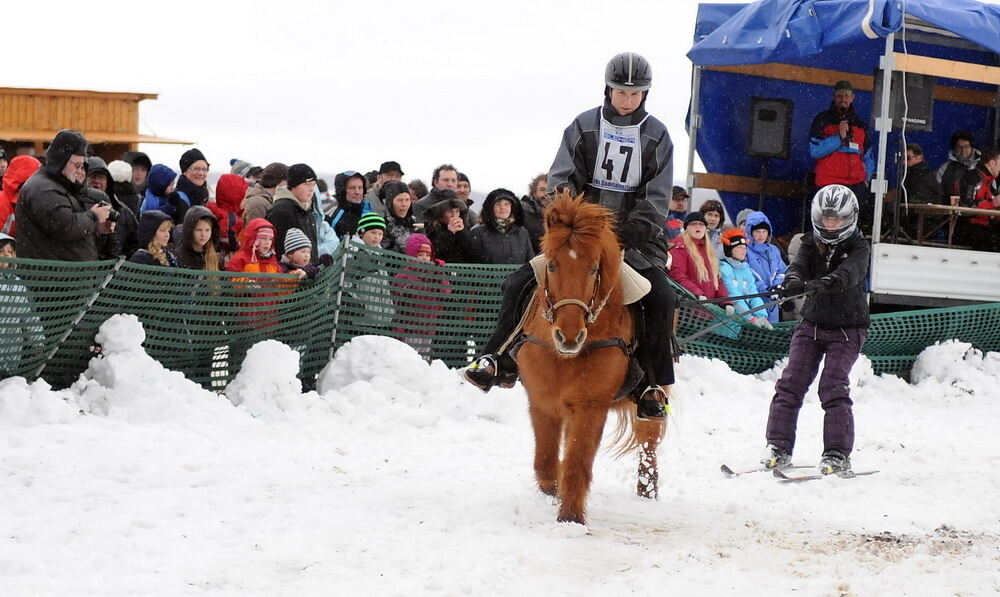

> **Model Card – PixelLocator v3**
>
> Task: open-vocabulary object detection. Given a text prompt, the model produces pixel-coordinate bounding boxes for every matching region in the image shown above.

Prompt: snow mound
[911,340,1000,399]
[0,377,79,428]
[225,340,306,414]
[72,314,237,425]
[317,335,523,426]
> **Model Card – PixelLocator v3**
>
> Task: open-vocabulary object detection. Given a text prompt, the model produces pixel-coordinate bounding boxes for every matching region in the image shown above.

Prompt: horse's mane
[541,192,619,258]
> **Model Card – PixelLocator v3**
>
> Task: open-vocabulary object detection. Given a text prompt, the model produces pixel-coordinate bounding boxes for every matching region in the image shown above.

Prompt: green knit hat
[357,212,386,234]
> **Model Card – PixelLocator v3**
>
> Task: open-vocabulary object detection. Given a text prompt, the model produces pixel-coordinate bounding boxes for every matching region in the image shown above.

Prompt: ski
[720,463,811,478]
[772,467,879,482]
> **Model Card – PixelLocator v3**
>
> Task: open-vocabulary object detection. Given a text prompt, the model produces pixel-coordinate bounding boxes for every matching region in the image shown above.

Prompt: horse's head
[539,192,622,356]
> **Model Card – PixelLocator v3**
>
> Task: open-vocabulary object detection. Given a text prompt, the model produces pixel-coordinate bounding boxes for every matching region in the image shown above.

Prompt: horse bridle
[540,264,612,326]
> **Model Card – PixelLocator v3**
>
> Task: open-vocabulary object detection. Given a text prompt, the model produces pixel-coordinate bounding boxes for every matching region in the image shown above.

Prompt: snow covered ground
[1,314,998,596]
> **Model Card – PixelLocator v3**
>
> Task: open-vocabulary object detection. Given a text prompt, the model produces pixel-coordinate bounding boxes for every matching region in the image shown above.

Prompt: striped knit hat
[283,228,311,254]
[357,213,386,234]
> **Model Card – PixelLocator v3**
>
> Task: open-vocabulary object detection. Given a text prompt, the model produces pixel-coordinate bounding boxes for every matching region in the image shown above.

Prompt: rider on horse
[465,52,678,421]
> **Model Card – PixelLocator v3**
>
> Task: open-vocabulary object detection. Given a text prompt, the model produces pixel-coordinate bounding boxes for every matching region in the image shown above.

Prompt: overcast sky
[6,0,737,196]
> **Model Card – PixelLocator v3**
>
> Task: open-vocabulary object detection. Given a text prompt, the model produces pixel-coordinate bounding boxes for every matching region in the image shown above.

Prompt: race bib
[592,116,646,192]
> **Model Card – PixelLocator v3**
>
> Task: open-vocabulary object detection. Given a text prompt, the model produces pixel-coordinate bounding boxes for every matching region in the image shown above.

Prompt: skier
[464,51,677,421]
[763,185,870,475]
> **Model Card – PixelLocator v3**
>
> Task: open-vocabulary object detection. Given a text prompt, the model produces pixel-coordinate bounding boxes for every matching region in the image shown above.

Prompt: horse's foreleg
[529,403,560,497]
[635,416,667,499]
[557,405,609,525]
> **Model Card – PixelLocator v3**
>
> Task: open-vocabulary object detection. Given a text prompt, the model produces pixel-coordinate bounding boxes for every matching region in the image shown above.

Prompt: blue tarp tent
[688,0,1000,67]
[684,0,999,237]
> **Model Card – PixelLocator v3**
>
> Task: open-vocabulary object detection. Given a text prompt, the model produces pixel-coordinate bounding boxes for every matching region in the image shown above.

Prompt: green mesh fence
[1,248,999,389]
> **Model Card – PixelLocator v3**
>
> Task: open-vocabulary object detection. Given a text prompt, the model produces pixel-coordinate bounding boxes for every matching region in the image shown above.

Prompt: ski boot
[819,450,851,475]
[760,443,791,469]
[635,386,669,421]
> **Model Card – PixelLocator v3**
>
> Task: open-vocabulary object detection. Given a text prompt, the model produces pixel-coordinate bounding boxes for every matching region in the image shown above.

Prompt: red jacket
[225,218,281,273]
[0,156,42,235]
[969,166,998,227]
[669,236,730,302]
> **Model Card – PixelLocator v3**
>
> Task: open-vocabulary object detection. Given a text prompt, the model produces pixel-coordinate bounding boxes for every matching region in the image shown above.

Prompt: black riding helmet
[605,52,652,91]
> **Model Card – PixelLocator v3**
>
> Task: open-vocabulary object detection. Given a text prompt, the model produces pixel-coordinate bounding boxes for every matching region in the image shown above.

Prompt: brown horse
[516,193,667,525]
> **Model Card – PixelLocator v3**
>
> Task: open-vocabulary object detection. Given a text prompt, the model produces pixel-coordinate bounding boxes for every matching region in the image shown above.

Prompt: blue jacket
[743,211,787,322]
[719,256,767,321]
[139,164,190,221]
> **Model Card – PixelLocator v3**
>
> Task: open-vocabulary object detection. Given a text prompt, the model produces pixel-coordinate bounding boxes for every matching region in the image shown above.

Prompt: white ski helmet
[811,184,859,245]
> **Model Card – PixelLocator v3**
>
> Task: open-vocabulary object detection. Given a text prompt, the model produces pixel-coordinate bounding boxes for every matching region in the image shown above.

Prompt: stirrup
[463,354,500,392]
[636,386,669,421]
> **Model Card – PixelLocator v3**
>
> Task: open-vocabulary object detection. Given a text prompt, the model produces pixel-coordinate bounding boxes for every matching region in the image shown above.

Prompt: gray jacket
[547,101,673,269]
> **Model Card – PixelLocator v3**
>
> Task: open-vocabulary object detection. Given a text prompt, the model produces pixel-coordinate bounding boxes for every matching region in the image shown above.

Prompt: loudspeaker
[748,97,793,159]
[872,71,934,132]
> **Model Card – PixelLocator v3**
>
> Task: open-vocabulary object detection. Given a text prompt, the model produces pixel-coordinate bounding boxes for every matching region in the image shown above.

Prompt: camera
[99,199,120,223]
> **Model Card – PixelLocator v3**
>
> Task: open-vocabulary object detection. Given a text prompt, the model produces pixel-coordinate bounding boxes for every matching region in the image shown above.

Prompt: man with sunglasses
[15,130,114,260]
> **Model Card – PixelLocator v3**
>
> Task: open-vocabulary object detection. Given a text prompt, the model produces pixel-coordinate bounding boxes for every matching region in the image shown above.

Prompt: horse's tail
[607,388,670,459]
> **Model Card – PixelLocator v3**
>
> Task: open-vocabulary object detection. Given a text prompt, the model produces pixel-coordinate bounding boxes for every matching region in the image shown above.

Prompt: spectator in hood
[16,130,114,261]
[743,210,787,323]
[85,159,138,259]
[424,193,481,263]
[328,170,372,239]
[177,148,210,207]
[176,205,222,271]
[471,188,534,265]
[242,162,287,226]
[209,173,247,258]
[129,210,178,267]
[364,160,405,214]
[521,173,549,253]
[107,159,142,215]
[122,151,152,195]
[225,218,280,274]
[85,156,112,193]
[0,155,41,236]
[140,164,190,223]
[380,181,418,253]
[266,163,319,262]
[936,130,982,205]
[83,187,125,259]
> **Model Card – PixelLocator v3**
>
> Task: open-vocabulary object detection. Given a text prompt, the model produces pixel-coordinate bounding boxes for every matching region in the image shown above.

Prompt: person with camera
[423,190,482,263]
[809,81,875,236]
[85,157,138,259]
[16,130,116,261]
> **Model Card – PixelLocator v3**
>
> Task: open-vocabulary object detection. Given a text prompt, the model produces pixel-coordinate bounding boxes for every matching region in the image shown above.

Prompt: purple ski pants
[765,321,867,456]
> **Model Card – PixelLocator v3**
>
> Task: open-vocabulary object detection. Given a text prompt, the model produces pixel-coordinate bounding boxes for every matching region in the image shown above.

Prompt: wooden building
[0,87,190,162]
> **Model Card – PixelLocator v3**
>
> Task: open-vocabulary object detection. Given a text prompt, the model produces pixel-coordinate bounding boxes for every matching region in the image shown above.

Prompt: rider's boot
[635,385,669,421]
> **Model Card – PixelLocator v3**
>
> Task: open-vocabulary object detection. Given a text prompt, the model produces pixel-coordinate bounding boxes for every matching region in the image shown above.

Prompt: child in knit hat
[355,213,386,248]
[280,227,319,280]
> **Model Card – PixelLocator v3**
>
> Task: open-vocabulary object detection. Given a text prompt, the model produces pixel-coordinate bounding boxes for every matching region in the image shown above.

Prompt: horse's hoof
[557,513,586,525]
[538,482,557,497]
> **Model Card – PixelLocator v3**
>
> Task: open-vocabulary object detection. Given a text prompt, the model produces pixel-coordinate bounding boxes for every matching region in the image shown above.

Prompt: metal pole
[328,242,352,361]
[870,33,896,290]
[686,65,703,191]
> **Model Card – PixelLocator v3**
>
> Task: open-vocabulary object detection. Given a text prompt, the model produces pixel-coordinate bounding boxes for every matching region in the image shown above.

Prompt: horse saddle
[527,251,651,305]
